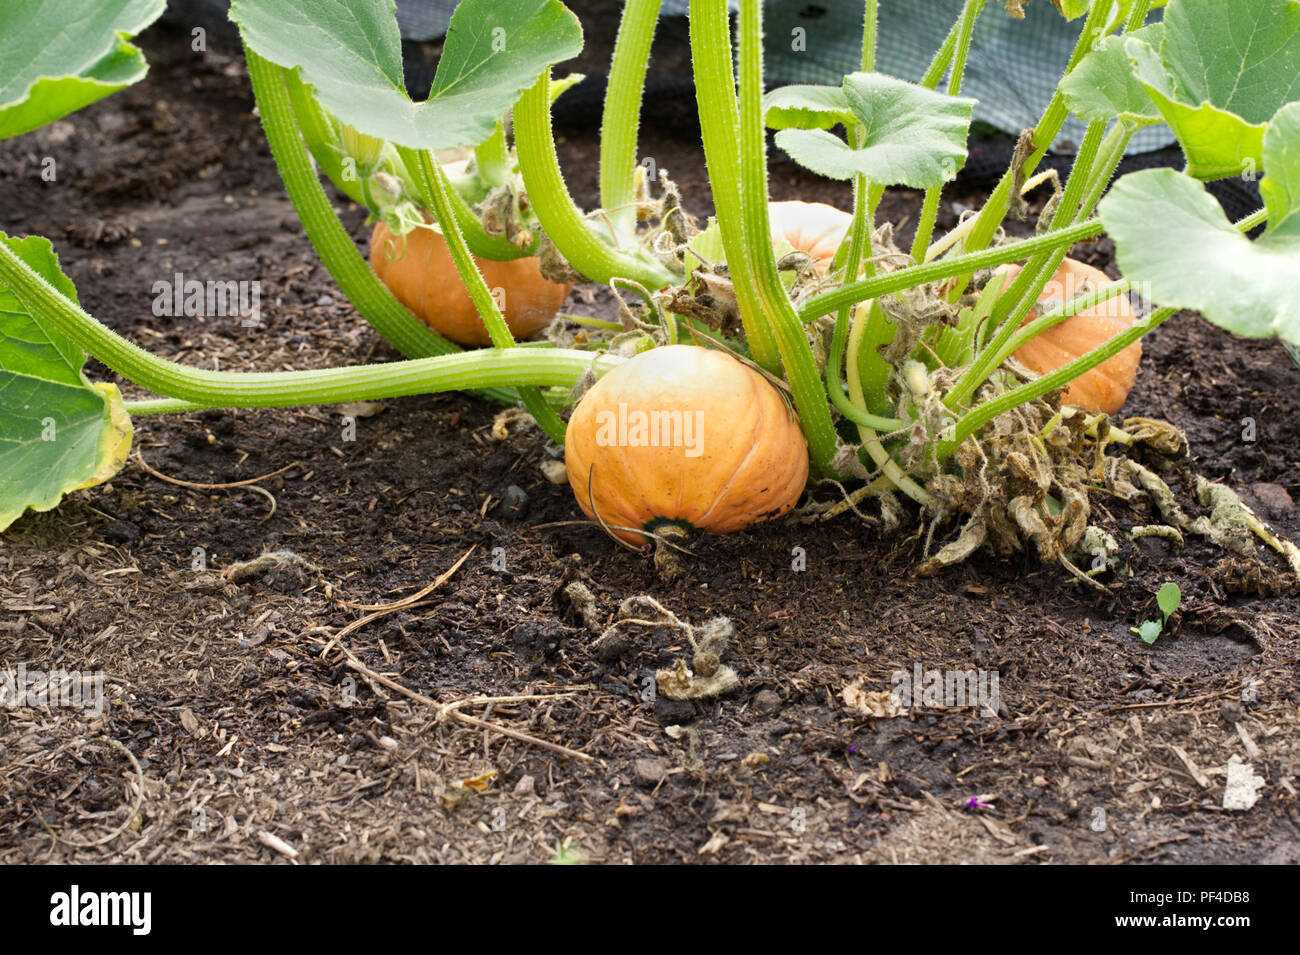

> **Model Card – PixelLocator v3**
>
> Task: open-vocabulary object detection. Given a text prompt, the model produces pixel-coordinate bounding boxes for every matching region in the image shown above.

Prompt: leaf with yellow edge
[0,235,133,531]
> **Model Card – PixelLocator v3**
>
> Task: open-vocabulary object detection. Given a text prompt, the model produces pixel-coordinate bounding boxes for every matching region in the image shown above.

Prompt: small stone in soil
[654,698,696,723]
[1249,482,1294,518]
[635,758,668,787]
[752,689,782,714]
[498,484,529,519]
[104,520,140,547]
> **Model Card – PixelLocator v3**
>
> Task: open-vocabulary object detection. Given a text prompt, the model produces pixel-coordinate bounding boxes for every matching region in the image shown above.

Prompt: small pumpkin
[565,345,809,545]
[768,200,852,273]
[997,258,1142,416]
[369,221,572,347]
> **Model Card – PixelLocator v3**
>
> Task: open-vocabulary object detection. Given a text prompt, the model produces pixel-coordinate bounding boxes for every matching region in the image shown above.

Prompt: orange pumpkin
[997,258,1142,416]
[370,221,572,347]
[768,200,853,273]
[565,345,809,545]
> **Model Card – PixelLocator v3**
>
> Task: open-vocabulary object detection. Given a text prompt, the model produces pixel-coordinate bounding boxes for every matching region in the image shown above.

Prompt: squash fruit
[370,221,572,347]
[997,258,1142,415]
[564,345,809,545]
[768,200,852,274]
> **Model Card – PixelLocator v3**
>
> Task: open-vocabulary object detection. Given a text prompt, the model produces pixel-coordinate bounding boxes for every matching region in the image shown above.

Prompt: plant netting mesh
[391,0,1172,156]
[762,0,1172,155]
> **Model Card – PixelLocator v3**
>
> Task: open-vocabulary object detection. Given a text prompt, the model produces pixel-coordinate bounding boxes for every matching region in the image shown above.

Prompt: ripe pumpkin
[997,258,1142,416]
[768,200,852,274]
[564,345,809,545]
[369,221,572,347]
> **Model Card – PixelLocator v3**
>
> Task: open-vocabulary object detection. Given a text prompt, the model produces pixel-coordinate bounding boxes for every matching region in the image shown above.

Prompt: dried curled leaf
[656,659,740,701]
[842,674,906,718]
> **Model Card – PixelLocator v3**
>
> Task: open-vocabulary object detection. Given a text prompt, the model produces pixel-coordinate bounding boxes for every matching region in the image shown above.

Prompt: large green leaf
[763,85,855,131]
[230,0,583,151]
[1060,28,1163,124]
[0,0,165,140]
[1126,0,1300,179]
[1099,102,1300,346]
[1047,0,1093,19]
[773,72,975,189]
[0,235,132,531]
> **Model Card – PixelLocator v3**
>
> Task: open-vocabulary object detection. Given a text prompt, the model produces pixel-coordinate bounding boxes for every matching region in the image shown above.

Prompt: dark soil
[1,21,1298,865]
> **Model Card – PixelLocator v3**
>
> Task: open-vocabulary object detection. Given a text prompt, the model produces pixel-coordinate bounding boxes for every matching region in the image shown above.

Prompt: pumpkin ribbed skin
[369,221,571,347]
[768,200,852,273]
[999,258,1142,416]
[565,346,809,545]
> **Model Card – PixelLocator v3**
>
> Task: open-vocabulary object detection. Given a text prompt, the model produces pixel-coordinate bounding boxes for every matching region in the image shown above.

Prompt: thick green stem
[600,0,662,239]
[909,0,986,264]
[944,121,1121,410]
[688,1,779,371]
[946,0,1114,295]
[402,149,516,352]
[861,0,878,70]
[124,398,205,416]
[401,147,568,443]
[0,236,618,408]
[474,122,510,187]
[938,306,1177,460]
[690,0,840,473]
[798,218,1104,323]
[1074,122,1136,225]
[245,49,469,365]
[938,204,1271,460]
[515,72,677,289]
[1125,0,1154,31]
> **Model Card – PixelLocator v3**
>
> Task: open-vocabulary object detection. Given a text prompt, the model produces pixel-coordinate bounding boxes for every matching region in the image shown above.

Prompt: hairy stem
[688,0,779,371]
[401,147,568,443]
[798,218,1104,322]
[946,0,1114,295]
[0,236,618,407]
[245,50,464,364]
[696,0,841,472]
[909,0,986,264]
[515,72,677,289]
[600,0,662,239]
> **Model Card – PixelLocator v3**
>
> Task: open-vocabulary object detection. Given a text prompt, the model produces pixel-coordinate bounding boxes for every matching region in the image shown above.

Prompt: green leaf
[1134,620,1163,644]
[0,0,165,140]
[1100,101,1300,346]
[1048,0,1094,20]
[1060,29,1162,124]
[763,85,854,131]
[0,235,132,532]
[773,72,975,189]
[1126,0,1300,179]
[230,0,583,151]
[1156,582,1182,619]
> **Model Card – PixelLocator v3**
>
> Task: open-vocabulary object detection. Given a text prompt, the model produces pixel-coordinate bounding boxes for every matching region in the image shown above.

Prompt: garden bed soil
[1,23,1298,864]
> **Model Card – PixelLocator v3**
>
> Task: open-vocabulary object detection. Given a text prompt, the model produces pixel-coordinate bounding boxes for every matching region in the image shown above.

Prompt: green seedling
[1132,581,1182,644]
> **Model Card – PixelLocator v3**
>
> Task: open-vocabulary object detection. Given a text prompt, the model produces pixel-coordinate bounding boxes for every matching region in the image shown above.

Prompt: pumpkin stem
[649,522,693,583]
